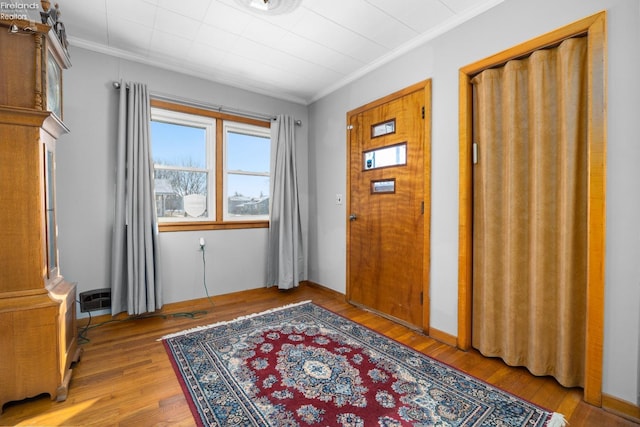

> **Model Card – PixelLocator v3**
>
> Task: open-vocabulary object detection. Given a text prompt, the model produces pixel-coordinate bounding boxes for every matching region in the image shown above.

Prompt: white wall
[308,0,640,405]
[56,47,309,313]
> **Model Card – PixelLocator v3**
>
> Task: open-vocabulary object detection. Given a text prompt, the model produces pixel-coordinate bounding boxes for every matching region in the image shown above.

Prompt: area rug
[161,301,566,427]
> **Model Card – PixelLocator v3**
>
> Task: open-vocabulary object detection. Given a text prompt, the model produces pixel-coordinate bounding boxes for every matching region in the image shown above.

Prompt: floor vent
[79,288,111,312]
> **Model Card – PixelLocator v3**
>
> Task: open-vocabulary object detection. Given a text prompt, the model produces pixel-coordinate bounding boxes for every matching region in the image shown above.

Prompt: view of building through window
[151,119,210,220]
[224,127,270,220]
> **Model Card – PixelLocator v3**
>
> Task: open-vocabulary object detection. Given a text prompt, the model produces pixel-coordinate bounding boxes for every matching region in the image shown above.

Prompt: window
[223,122,271,221]
[149,101,272,231]
[151,108,215,221]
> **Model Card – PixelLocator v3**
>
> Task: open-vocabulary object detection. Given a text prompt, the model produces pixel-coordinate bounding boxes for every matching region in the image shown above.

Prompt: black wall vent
[79,288,111,312]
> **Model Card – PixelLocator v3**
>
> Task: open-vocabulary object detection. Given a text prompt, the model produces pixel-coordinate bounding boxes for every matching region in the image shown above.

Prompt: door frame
[457,12,606,405]
[346,79,432,332]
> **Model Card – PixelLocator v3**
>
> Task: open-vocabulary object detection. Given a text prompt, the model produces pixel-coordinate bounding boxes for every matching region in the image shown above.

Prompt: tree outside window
[150,110,214,221]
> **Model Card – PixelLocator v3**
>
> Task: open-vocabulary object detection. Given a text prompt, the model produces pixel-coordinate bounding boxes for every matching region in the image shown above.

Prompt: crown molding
[308,0,505,104]
[67,0,504,107]
[67,36,309,105]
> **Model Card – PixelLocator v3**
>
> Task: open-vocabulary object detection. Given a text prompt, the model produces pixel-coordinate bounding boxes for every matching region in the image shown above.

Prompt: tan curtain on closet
[471,37,588,388]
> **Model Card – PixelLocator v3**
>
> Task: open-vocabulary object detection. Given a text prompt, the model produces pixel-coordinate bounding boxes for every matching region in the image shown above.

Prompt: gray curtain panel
[111,82,163,315]
[267,115,304,289]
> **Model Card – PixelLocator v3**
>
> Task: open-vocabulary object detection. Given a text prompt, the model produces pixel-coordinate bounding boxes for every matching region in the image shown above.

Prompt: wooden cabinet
[0,13,81,412]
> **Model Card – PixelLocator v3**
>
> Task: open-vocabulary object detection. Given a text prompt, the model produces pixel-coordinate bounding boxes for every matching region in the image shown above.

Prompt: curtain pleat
[471,37,588,387]
[111,82,163,315]
[266,115,305,289]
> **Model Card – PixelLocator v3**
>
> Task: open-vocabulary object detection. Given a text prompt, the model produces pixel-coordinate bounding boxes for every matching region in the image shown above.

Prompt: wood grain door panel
[347,89,424,328]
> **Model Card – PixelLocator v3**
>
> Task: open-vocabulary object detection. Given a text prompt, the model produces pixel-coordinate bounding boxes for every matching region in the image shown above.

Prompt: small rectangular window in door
[371,119,396,138]
[363,142,407,170]
[371,179,396,194]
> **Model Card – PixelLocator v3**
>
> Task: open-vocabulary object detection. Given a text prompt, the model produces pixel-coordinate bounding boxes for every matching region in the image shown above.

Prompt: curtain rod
[112,81,302,126]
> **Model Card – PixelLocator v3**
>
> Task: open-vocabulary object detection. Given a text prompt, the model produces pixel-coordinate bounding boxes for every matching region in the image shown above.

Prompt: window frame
[151,107,216,222]
[150,99,271,232]
[223,121,271,222]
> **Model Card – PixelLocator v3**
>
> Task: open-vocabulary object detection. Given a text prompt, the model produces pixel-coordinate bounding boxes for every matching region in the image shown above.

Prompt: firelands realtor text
[1,2,39,20]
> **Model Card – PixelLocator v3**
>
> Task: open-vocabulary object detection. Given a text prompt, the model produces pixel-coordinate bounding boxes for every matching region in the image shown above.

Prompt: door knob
[349,214,357,221]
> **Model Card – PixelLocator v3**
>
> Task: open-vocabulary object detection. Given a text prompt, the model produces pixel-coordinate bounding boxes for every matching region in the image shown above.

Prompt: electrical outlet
[336,194,343,205]
[199,237,205,250]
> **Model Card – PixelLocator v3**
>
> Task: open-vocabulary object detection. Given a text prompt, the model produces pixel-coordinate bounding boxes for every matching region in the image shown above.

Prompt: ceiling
[28,0,502,104]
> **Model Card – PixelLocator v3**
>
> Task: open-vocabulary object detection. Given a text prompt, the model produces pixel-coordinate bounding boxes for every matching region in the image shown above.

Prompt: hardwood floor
[0,283,637,426]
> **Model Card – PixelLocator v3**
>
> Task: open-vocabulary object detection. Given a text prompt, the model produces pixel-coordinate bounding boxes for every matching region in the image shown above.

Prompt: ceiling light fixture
[250,0,270,11]
[234,0,302,15]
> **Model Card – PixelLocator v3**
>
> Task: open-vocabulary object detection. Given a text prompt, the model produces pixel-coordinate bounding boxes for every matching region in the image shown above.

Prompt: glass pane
[46,53,62,118]
[227,174,270,217]
[46,150,55,207]
[227,131,270,172]
[371,119,395,138]
[47,210,57,271]
[154,170,208,219]
[371,179,396,194]
[364,143,407,170]
[45,151,57,274]
[151,121,206,168]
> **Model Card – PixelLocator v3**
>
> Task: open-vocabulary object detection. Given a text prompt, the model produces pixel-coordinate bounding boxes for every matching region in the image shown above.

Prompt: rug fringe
[547,412,567,427]
[158,300,313,341]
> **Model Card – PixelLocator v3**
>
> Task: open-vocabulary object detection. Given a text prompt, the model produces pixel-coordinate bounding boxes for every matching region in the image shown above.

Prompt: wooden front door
[347,87,426,329]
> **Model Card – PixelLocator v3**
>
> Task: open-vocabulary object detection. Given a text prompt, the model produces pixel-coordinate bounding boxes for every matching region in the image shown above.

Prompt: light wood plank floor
[0,284,637,426]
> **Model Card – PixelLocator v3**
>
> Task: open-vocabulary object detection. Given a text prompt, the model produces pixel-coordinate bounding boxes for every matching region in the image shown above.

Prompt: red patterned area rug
[161,301,566,427]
